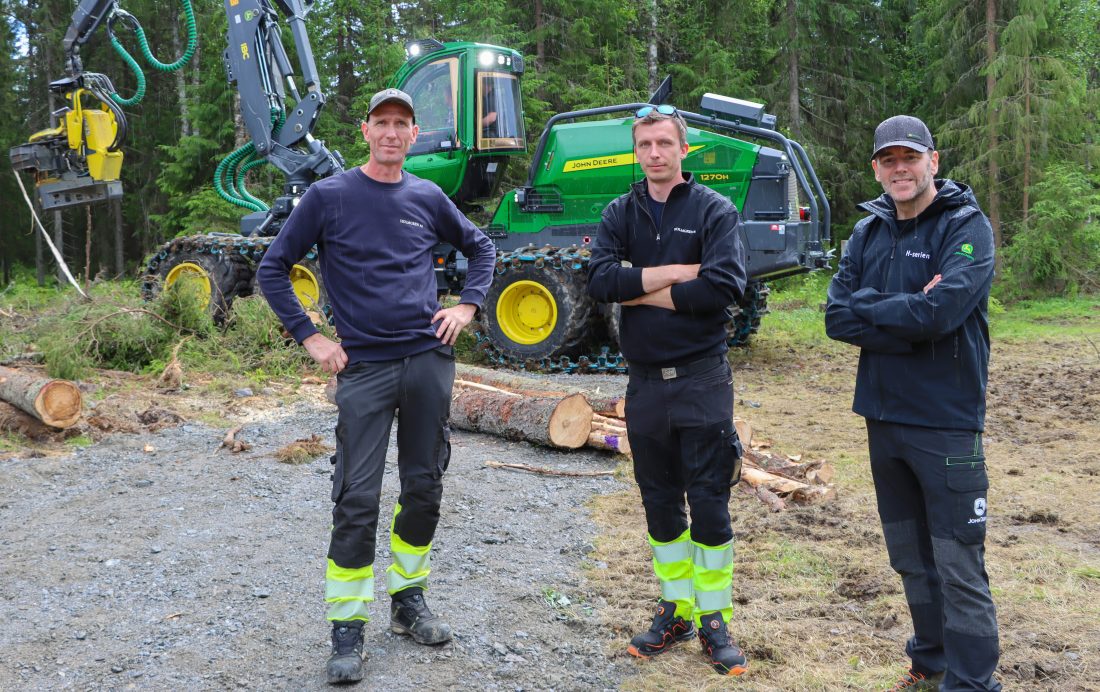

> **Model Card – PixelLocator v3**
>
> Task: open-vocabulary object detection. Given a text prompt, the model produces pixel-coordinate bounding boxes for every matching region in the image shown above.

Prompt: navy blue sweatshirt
[257,168,495,363]
[825,179,994,430]
[587,173,747,365]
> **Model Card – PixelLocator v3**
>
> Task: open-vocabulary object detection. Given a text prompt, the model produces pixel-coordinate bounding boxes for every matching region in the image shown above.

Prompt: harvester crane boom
[221,0,344,236]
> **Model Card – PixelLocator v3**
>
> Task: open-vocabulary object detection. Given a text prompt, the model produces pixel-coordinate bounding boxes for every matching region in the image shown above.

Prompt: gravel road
[0,392,634,690]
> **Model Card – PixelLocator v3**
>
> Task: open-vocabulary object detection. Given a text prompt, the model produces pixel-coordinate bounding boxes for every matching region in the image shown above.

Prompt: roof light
[478,50,494,67]
[497,54,505,65]
[408,43,421,57]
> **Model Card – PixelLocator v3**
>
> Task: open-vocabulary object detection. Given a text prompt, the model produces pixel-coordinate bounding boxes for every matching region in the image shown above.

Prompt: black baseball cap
[872,115,934,159]
[367,88,415,122]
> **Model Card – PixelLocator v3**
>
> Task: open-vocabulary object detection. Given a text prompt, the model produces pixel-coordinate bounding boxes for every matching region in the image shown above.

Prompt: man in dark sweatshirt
[256,88,494,684]
[587,105,748,676]
[825,115,1000,691]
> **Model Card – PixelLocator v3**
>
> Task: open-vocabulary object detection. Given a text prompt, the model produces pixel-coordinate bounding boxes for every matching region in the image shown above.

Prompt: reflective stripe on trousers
[692,540,733,626]
[387,503,432,595]
[649,529,693,618]
[325,559,374,622]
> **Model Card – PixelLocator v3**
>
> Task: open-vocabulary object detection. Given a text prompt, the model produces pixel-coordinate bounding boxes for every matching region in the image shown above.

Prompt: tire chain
[142,234,332,321]
[474,245,628,374]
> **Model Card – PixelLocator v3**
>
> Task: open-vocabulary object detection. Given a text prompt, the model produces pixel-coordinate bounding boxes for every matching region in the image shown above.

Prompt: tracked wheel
[144,237,252,322]
[600,302,622,351]
[727,281,770,347]
[479,262,594,362]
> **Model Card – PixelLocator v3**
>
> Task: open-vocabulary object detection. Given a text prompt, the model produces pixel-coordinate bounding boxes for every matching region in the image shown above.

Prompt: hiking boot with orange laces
[889,668,945,690]
[696,612,748,675]
[627,600,696,658]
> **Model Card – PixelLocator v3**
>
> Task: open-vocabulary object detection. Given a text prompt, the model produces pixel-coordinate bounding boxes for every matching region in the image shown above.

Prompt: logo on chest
[904,249,931,260]
[672,227,697,235]
[400,218,425,229]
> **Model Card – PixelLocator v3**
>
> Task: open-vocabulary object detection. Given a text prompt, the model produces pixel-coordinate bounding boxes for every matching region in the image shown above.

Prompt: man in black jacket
[825,115,1001,691]
[588,105,748,676]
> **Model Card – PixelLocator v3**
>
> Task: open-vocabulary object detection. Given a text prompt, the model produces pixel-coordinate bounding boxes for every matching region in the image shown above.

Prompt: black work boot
[889,669,945,690]
[326,620,365,685]
[390,591,453,645]
[627,600,696,659]
[697,612,748,675]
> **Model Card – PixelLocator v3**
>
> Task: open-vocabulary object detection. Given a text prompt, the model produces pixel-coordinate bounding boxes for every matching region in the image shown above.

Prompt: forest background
[0,0,1096,300]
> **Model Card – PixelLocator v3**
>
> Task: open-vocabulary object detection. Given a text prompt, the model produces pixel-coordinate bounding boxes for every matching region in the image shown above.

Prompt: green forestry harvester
[11,0,830,373]
[393,41,832,371]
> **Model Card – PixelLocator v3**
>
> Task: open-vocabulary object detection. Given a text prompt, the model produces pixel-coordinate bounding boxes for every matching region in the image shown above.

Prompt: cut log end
[33,380,83,428]
[547,393,594,449]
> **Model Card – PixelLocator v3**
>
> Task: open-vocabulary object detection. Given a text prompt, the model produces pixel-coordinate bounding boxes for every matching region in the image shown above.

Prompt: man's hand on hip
[433,303,478,346]
[303,333,348,374]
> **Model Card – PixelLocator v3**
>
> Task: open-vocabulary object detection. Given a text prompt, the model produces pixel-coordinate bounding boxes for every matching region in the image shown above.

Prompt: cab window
[404,57,459,156]
[476,72,525,152]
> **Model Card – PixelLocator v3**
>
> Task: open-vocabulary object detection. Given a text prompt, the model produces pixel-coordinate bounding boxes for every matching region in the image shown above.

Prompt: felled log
[484,460,614,477]
[587,428,631,455]
[745,449,835,486]
[588,413,631,455]
[0,401,56,439]
[456,363,624,417]
[740,465,836,505]
[450,390,593,449]
[0,366,82,428]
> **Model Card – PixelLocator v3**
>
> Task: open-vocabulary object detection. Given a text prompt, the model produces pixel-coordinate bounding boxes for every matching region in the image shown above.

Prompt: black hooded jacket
[587,173,747,366]
[825,179,994,431]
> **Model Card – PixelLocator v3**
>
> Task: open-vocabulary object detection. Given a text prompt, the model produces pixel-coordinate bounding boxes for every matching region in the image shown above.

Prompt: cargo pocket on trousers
[330,423,346,504]
[724,428,743,486]
[434,425,452,479]
[946,456,989,544]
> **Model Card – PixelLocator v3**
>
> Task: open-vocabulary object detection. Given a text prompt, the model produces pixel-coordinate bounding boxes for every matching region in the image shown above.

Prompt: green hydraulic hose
[235,154,271,211]
[110,0,198,106]
[215,144,265,212]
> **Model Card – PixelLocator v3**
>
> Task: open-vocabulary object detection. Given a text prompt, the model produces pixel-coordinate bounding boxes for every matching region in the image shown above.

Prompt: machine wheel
[146,241,252,322]
[600,302,622,351]
[479,263,594,361]
[727,281,770,347]
[248,254,330,321]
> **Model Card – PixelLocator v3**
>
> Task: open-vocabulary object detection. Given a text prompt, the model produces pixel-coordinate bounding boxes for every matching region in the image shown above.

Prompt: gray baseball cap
[872,115,934,159]
[367,88,415,122]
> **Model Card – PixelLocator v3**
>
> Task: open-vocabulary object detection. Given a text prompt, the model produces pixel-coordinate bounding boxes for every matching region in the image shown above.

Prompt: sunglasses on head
[635,104,678,118]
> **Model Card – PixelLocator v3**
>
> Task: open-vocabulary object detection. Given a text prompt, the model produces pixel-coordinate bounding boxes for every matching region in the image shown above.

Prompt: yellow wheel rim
[290,263,322,309]
[164,262,211,303]
[496,280,557,345]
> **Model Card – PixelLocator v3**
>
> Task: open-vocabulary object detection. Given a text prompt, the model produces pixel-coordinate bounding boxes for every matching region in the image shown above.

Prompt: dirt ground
[2,330,1098,690]
[588,334,1100,690]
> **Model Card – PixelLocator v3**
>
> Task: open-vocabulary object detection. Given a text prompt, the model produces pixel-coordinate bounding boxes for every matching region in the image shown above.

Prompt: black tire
[600,302,622,351]
[145,238,252,322]
[479,263,595,361]
[727,281,770,347]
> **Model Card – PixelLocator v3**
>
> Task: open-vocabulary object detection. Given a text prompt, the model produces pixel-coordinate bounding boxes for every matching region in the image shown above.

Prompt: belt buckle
[660,367,677,380]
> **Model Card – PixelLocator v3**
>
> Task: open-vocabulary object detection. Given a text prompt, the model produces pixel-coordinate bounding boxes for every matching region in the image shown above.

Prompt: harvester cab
[393,40,527,205]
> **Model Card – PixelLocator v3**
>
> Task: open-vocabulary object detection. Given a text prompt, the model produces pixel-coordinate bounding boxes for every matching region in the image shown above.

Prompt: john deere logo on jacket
[955,243,975,261]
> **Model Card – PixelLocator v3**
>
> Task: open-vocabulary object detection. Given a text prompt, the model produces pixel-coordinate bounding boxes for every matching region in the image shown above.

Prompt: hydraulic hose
[215,144,266,213]
[108,0,198,107]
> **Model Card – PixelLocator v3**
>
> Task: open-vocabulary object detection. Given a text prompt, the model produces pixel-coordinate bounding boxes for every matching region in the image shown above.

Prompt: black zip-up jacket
[825,179,994,430]
[587,173,747,365]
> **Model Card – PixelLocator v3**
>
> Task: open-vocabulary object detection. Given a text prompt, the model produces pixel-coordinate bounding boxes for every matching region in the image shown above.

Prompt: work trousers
[325,346,454,620]
[626,355,741,623]
[867,420,1001,692]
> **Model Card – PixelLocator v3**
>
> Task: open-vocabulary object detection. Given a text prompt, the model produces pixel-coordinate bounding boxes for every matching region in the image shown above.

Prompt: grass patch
[64,434,95,448]
[990,296,1099,342]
